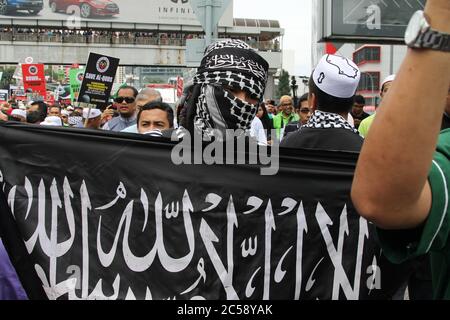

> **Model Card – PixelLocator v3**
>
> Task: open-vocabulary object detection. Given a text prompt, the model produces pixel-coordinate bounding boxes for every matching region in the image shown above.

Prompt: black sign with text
[78,53,120,109]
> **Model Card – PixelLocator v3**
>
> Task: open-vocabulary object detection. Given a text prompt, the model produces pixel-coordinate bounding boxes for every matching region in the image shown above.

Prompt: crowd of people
[0,81,312,145]
[1,0,450,300]
[0,26,281,51]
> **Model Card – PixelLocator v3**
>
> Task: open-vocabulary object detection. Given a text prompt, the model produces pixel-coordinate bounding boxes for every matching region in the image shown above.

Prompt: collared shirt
[377,129,450,299]
[103,114,137,132]
[442,112,450,131]
[121,124,138,134]
[250,117,268,145]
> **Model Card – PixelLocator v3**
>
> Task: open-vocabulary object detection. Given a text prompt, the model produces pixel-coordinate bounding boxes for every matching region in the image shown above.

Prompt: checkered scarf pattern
[303,110,358,134]
[191,39,269,139]
[193,84,258,139]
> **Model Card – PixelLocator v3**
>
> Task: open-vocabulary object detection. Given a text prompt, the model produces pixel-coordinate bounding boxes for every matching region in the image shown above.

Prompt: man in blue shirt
[103,86,139,132]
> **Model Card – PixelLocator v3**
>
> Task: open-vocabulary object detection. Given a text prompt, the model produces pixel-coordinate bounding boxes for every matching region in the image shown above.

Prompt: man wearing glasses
[103,86,139,132]
[272,95,299,141]
[121,88,164,134]
[283,93,312,137]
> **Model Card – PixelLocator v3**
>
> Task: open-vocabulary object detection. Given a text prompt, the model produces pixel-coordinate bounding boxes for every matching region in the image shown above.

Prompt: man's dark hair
[308,76,355,114]
[48,105,61,112]
[266,99,275,105]
[30,101,48,122]
[354,95,366,105]
[27,111,43,124]
[137,101,174,128]
[117,86,139,98]
[299,93,309,105]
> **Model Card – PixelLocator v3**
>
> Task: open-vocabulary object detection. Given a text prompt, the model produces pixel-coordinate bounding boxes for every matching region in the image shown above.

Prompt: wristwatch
[405,10,450,52]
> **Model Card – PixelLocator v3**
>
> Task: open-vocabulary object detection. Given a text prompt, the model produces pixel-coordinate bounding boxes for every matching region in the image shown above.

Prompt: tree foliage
[276,69,291,99]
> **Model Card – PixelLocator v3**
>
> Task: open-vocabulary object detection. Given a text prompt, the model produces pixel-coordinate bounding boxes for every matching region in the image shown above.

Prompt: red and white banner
[176,76,184,98]
[21,64,46,99]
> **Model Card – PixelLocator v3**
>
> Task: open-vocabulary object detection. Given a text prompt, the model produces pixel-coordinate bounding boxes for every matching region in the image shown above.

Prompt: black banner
[0,123,410,300]
[78,53,120,109]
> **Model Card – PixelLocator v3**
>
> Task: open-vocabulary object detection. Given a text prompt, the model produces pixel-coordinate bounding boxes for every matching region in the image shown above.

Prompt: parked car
[0,0,44,15]
[49,0,119,19]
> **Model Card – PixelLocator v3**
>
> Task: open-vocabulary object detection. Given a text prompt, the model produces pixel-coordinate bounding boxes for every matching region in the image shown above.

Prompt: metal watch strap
[417,30,450,52]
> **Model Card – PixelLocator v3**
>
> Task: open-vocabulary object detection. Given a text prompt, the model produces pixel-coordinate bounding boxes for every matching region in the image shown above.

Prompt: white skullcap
[83,108,102,119]
[381,74,396,89]
[143,129,163,137]
[312,54,361,98]
[66,106,74,111]
[61,110,70,116]
[40,116,62,126]
[11,109,27,118]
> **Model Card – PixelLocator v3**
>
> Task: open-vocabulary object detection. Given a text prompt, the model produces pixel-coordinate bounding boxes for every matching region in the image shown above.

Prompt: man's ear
[309,93,318,112]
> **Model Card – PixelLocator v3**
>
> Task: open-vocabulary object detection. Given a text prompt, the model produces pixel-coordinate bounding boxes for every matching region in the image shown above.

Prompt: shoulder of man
[280,127,310,148]
[251,116,264,128]
[284,122,299,134]
[104,116,121,130]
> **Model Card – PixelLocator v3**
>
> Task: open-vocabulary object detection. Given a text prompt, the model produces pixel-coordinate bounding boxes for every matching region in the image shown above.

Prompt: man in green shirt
[358,74,395,138]
[351,0,450,299]
[272,95,299,141]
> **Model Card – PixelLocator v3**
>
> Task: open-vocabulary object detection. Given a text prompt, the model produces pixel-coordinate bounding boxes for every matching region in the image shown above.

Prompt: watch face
[405,10,423,45]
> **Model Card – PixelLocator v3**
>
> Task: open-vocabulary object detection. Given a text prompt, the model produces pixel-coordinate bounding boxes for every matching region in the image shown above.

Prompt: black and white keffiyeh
[186,39,269,139]
[303,110,359,134]
[193,84,259,139]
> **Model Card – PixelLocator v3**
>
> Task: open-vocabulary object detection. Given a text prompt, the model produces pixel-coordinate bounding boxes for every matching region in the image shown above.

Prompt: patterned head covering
[195,39,269,100]
[187,39,269,140]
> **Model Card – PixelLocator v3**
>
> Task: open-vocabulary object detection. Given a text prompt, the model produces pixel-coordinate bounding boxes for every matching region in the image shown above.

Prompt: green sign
[69,68,85,102]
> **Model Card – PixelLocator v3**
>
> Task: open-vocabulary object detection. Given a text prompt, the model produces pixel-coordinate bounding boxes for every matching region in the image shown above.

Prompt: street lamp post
[364,72,378,108]
[290,76,298,107]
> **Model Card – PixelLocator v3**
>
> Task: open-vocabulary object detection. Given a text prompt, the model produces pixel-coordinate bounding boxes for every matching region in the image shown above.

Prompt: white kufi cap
[11,109,27,118]
[312,54,361,98]
[40,116,62,126]
[83,108,102,119]
[381,74,396,89]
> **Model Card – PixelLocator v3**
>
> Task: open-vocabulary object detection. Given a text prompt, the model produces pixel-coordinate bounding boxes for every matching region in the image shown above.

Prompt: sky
[233,0,313,76]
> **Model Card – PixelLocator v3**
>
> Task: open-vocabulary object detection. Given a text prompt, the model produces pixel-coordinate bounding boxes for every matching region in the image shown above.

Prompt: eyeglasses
[281,103,292,107]
[114,97,135,104]
[300,108,311,113]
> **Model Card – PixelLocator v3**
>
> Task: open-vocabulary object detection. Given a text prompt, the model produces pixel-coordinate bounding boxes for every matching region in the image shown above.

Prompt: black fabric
[0,122,409,300]
[280,127,364,152]
[442,112,450,131]
[284,122,301,137]
[259,115,274,140]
